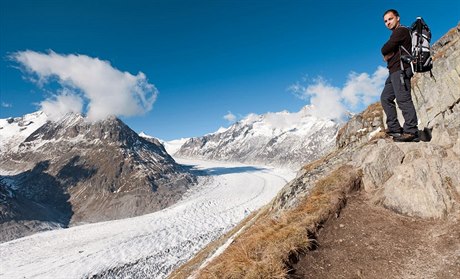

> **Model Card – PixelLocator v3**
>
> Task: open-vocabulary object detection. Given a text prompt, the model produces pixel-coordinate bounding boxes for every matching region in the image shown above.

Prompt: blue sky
[1,0,459,140]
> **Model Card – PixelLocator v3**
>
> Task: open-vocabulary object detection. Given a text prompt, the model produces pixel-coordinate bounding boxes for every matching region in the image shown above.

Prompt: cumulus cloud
[223,111,237,123]
[11,50,157,121]
[289,66,387,120]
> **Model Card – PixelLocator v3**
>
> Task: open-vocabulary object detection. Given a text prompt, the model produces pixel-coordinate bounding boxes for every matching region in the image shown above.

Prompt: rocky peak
[25,114,137,146]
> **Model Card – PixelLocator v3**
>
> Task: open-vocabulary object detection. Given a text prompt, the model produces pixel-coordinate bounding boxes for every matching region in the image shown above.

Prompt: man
[381,9,419,142]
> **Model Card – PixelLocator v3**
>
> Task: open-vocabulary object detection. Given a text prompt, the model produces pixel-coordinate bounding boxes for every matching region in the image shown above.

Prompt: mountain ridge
[176,105,342,169]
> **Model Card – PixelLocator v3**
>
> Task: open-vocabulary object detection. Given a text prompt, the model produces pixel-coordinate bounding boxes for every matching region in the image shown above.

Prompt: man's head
[383,9,401,30]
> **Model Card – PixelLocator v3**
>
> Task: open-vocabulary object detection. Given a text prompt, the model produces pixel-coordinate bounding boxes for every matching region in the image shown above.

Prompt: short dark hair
[383,9,399,18]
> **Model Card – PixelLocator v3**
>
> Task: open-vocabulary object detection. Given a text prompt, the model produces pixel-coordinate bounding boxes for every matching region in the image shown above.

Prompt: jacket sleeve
[381,28,407,55]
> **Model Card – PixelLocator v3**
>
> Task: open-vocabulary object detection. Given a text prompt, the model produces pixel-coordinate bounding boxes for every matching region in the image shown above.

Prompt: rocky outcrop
[0,178,65,242]
[412,24,460,130]
[366,23,460,218]
[336,103,384,149]
[412,23,460,149]
[353,139,459,218]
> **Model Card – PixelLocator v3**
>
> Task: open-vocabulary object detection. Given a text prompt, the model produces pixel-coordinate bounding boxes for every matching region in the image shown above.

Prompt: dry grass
[169,210,264,279]
[361,102,383,121]
[302,150,338,173]
[195,165,362,279]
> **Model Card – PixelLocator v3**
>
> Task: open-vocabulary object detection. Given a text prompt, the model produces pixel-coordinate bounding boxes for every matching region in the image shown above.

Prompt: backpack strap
[400,45,411,56]
[400,45,415,74]
[399,47,408,90]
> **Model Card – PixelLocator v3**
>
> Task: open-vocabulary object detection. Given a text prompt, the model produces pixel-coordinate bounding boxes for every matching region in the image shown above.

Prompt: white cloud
[11,50,157,121]
[40,89,84,121]
[289,66,387,120]
[223,111,236,123]
[341,66,387,107]
[1,102,12,108]
[305,78,346,120]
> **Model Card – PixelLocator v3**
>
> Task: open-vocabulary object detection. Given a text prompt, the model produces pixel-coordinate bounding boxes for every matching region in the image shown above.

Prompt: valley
[0,158,295,279]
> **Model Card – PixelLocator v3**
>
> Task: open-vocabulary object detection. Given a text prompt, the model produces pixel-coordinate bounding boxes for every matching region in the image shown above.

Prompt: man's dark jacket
[381,26,412,73]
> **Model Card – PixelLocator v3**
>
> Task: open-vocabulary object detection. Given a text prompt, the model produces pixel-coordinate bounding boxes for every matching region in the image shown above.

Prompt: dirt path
[289,193,460,279]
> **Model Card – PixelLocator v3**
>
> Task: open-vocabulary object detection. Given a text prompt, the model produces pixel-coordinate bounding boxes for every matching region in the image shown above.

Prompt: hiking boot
[393,133,420,142]
[385,129,403,138]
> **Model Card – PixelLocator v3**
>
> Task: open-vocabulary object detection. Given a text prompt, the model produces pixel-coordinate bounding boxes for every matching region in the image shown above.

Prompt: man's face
[383,12,400,30]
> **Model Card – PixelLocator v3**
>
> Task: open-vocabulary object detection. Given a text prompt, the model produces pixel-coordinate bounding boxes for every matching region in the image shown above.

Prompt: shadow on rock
[1,160,74,227]
[418,127,432,142]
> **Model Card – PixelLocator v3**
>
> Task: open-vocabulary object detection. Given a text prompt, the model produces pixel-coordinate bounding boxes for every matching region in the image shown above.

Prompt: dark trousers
[380,68,418,134]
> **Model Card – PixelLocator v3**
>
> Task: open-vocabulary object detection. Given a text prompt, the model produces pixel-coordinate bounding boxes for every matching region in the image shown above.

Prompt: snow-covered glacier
[0,158,295,279]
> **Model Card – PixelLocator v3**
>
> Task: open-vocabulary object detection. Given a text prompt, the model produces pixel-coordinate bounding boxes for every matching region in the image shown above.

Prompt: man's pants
[380,68,418,135]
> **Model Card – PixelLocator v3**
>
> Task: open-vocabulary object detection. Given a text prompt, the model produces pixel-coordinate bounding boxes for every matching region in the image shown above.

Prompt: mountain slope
[0,112,195,241]
[176,106,341,169]
[172,23,460,279]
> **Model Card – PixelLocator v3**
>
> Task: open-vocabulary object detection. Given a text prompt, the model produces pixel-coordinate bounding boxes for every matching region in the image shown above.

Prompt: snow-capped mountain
[176,106,342,169]
[139,132,189,155]
[0,112,195,241]
[0,111,48,153]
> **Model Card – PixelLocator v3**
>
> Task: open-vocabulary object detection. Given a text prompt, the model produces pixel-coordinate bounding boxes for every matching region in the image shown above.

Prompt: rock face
[0,113,195,241]
[353,140,459,218]
[176,106,341,169]
[412,24,460,134]
[0,177,64,242]
[336,102,384,149]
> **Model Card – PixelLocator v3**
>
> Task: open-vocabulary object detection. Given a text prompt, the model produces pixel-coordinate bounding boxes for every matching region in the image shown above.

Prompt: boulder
[382,142,459,218]
[352,139,404,192]
[353,139,460,218]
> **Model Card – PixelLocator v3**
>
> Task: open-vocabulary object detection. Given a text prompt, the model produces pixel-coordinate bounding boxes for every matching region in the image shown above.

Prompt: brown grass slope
[171,164,362,279]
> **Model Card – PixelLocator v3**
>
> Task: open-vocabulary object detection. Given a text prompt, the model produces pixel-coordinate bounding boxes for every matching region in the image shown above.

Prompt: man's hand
[383,52,394,61]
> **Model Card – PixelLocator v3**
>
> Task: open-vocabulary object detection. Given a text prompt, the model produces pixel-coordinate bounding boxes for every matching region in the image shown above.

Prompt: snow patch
[368,127,382,139]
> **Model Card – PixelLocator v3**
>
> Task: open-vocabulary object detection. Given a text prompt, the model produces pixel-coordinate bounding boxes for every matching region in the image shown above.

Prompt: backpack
[400,17,433,74]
